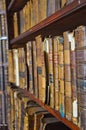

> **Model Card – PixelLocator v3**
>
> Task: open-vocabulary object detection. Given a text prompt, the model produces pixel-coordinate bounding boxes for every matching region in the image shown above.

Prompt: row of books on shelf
[0,14,7,37]
[7,86,72,130]
[13,0,75,37]
[8,25,86,129]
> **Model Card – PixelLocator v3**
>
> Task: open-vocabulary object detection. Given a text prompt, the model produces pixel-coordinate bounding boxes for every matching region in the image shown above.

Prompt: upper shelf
[8,0,28,12]
[10,0,86,47]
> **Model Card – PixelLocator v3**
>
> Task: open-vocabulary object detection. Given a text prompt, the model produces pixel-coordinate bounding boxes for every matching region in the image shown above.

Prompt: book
[47,0,61,17]
[26,42,34,94]
[18,48,27,89]
[13,13,18,38]
[40,112,71,130]
[1,14,7,36]
[75,26,86,49]
[48,37,54,108]
[32,41,38,98]
[0,0,5,11]
[59,93,65,117]
[2,39,8,65]
[38,0,47,22]
[41,41,46,103]
[8,50,14,83]
[53,36,59,110]
[12,49,19,86]
[35,35,42,100]
[44,38,50,105]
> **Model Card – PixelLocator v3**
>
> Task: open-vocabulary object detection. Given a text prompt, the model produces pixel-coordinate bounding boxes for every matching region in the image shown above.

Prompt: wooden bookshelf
[10,0,86,48]
[23,89,79,130]
[6,0,86,130]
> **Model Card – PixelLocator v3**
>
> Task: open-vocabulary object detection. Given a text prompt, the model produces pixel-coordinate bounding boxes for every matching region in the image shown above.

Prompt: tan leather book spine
[48,37,54,108]
[35,35,42,100]
[12,49,19,86]
[53,36,59,110]
[26,42,34,94]
[8,50,14,83]
[32,41,38,97]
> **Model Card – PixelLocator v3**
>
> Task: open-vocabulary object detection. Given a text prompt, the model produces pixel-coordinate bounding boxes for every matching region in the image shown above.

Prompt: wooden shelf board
[10,0,86,47]
[21,89,79,130]
[8,0,28,12]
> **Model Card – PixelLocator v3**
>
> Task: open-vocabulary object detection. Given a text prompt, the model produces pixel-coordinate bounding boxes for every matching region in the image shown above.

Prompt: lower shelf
[11,87,80,130]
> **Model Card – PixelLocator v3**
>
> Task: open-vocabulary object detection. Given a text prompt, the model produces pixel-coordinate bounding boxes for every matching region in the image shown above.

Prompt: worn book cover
[18,48,27,89]
[26,42,34,94]
[47,0,61,17]
[2,39,8,65]
[48,37,54,108]
[35,35,42,100]
[8,50,14,83]
[32,41,38,98]
[13,13,18,38]
[53,36,59,110]
[44,38,50,105]
[12,49,19,86]
[38,0,47,22]
[41,41,46,103]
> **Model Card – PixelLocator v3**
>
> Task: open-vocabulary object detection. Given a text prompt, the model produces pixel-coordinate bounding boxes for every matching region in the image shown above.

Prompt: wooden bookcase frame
[5,0,86,129]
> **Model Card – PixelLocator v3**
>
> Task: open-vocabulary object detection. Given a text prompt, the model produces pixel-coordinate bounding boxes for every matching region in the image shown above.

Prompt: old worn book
[13,13,18,38]
[75,25,86,49]
[19,8,26,33]
[26,42,34,94]
[47,0,61,17]
[48,37,54,108]
[38,0,47,22]
[59,93,65,117]
[2,39,8,65]
[1,14,7,36]
[12,49,19,86]
[41,41,46,103]
[32,41,38,98]
[43,38,50,105]
[27,106,46,130]
[18,48,27,89]
[8,50,14,83]
[65,96,72,121]
[53,36,59,110]
[35,35,42,100]
[0,0,5,11]
[40,112,71,130]
[31,0,35,27]
[25,1,31,30]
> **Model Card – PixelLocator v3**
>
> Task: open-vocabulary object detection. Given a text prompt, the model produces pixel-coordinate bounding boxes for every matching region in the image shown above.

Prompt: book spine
[35,35,42,100]
[41,41,46,103]
[53,36,59,110]
[48,37,54,108]
[32,41,38,98]
[13,49,19,86]
[27,42,34,94]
